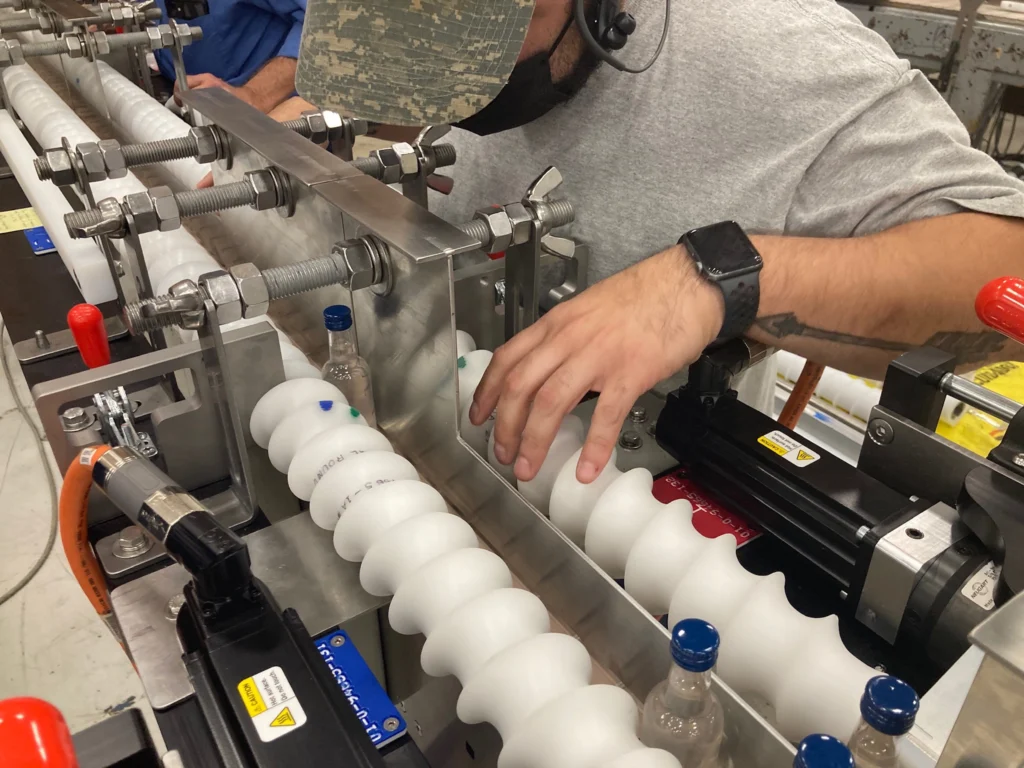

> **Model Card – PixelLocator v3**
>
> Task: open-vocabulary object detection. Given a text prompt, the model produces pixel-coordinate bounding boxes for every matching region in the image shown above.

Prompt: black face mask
[455,14,600,136]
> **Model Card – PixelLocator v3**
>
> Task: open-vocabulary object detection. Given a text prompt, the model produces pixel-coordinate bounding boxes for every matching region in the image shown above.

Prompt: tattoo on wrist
[755,312,1007,367]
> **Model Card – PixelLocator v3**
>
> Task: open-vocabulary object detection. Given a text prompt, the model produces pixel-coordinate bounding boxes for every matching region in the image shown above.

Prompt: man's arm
[469,213,1024,486]
[750,212,1024,375]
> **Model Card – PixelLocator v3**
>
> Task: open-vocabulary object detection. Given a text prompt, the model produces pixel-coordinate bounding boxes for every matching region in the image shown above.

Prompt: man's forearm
[748,213,1024,377]
[239,57,298,113]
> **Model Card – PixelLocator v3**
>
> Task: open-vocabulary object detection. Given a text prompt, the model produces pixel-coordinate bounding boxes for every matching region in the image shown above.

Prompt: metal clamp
[93,385,158,458]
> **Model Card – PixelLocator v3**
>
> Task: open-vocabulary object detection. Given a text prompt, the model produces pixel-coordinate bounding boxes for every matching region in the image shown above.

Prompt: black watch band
[678,221,763,343]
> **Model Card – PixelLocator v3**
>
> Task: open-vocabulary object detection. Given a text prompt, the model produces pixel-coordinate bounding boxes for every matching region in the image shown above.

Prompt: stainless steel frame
[178,89,796,765]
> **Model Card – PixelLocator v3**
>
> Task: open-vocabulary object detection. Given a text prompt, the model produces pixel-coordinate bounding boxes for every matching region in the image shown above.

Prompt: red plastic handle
[0,697,79,768]
[976,276,1024,345]
[67,304,110,369]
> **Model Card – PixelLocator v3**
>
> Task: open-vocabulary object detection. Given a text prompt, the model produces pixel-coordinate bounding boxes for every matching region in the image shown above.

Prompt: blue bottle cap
[324,305,353,332]
[669,618,719,672]
[794,734,855,768]
[860,675,919,736]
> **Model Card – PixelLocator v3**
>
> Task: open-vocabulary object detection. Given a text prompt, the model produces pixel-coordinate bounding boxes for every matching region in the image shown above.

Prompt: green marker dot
[350,407,361,418]
[457,356,466,369]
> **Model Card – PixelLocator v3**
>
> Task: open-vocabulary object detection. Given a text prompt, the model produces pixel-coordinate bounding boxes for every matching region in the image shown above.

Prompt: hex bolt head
[394,142,419,179]
[244,171,279,211]
[165,593,185,621]
[145,26,162,49]
[1014,453,1024,468]
[618,429,643,451]
[112,525,154,559]
[301,110,329,145]
[64,34,84,59]
[330,635,346,647]
[60,406,92,431]
[629,405,647,423]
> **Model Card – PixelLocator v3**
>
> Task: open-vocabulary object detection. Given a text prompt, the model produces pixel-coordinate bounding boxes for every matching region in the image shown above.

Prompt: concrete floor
[0,321,158,743]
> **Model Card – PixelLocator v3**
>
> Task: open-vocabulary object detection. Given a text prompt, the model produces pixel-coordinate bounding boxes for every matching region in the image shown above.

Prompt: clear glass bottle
[320,304,376,428]
[847,676,919,768]
[794,734,855,768]
[640,618,725,768]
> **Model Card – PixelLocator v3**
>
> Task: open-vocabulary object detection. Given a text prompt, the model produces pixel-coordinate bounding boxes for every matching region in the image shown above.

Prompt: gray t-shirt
[433,0,1024,408]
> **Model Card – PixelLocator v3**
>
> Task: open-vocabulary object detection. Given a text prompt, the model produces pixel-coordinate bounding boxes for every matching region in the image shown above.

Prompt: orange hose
[59,446,111,618]
[778,361,826,430]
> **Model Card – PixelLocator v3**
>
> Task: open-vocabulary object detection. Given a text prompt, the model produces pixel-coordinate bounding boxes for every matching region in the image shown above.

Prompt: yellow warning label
[270,708,296,728]
[757,430,821,468]
[0,207,42,234]
[237,677,267,717]
[757,435,788,456]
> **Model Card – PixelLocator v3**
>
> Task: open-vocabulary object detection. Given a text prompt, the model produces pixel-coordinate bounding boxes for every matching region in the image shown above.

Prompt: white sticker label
[757,430,820,467]
[79,447,98,465]
[237,666,307,743]
[962,562,1001,611]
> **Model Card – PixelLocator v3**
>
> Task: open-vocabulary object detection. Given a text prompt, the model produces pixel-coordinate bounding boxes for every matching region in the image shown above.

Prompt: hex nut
[394,142,418,179]
[154,24,174,49]
[145,26,162,50]
[229,263,269,319]
[151,187,180,232]
[331,241,376,291]
[98,139,127,179]
[124,191,158,234]
[199,271,242,325]
[322,110,343,131]
[63,34,84,59]
[503,202,533,246]
[374,147,402,184]
[0,39,24,66]
[43,148,76,186]
[189,125,220,164]
[109,6,126,22]
[173,21,193,47]
[77,142,107,183]
[244,171,278,211]
[473,207,514,254]
[301,110,328,145]
[92,31,111,56]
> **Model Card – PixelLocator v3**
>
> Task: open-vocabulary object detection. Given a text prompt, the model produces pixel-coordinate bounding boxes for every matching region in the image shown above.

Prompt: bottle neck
[328,327,357,359]
[663,663,714,717]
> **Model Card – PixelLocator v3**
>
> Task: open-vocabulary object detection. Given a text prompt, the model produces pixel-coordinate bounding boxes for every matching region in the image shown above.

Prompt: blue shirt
[153,0,306,86]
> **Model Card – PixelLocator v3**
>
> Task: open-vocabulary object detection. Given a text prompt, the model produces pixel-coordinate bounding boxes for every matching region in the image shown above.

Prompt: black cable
[1001,114,1019,158]
[574,0,672,74]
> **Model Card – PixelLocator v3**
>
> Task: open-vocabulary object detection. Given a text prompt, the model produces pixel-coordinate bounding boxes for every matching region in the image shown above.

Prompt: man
[155,0,305,114]
[295,0,1024,485]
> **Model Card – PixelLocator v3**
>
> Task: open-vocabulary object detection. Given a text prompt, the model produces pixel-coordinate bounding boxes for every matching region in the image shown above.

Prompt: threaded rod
[458,220,490,251]
[124,297,183,333]
[262,258,345,300]
[175,181,255,218]
[122,135,198,167]
[281,118,312,137]
[432,144,457,169]
[540,199,574,228]
[33,155,51,180]
[21,38,66,56]
[65,207,105,234]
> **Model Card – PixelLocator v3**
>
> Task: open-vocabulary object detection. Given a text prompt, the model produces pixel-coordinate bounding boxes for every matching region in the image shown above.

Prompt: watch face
[685,221,762,278]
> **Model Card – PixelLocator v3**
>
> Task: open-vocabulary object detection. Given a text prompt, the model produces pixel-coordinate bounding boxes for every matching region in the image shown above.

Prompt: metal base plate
[14,315,127,364]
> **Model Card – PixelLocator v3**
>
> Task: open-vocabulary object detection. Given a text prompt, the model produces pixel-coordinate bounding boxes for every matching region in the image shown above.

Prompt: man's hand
[470,247,724,485]
[174,73,259,109]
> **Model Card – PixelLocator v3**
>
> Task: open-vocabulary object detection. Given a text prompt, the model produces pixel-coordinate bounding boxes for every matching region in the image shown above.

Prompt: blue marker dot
[319,400,334,411]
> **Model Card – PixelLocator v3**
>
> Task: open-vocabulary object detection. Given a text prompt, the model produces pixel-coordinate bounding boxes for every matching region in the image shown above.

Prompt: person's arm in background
[176,0,304,113]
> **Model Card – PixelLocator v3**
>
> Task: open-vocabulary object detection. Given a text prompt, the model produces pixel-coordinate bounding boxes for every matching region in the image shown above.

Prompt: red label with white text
[653,469,761,546]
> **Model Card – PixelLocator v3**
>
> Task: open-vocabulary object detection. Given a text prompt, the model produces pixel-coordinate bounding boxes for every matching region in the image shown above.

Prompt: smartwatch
[678,221,763,342]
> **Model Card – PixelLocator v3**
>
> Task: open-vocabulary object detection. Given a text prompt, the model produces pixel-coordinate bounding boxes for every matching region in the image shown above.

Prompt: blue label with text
[315,629,407,749]
[24,226,56,255]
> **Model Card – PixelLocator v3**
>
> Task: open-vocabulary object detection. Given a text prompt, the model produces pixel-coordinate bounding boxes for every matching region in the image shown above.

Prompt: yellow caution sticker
[236,666,307,742]
[757,430,820,468]
[0,207,42,234]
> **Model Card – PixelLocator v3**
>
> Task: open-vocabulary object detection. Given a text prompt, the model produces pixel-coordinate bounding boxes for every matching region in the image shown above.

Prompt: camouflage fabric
[297,0,535,126]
